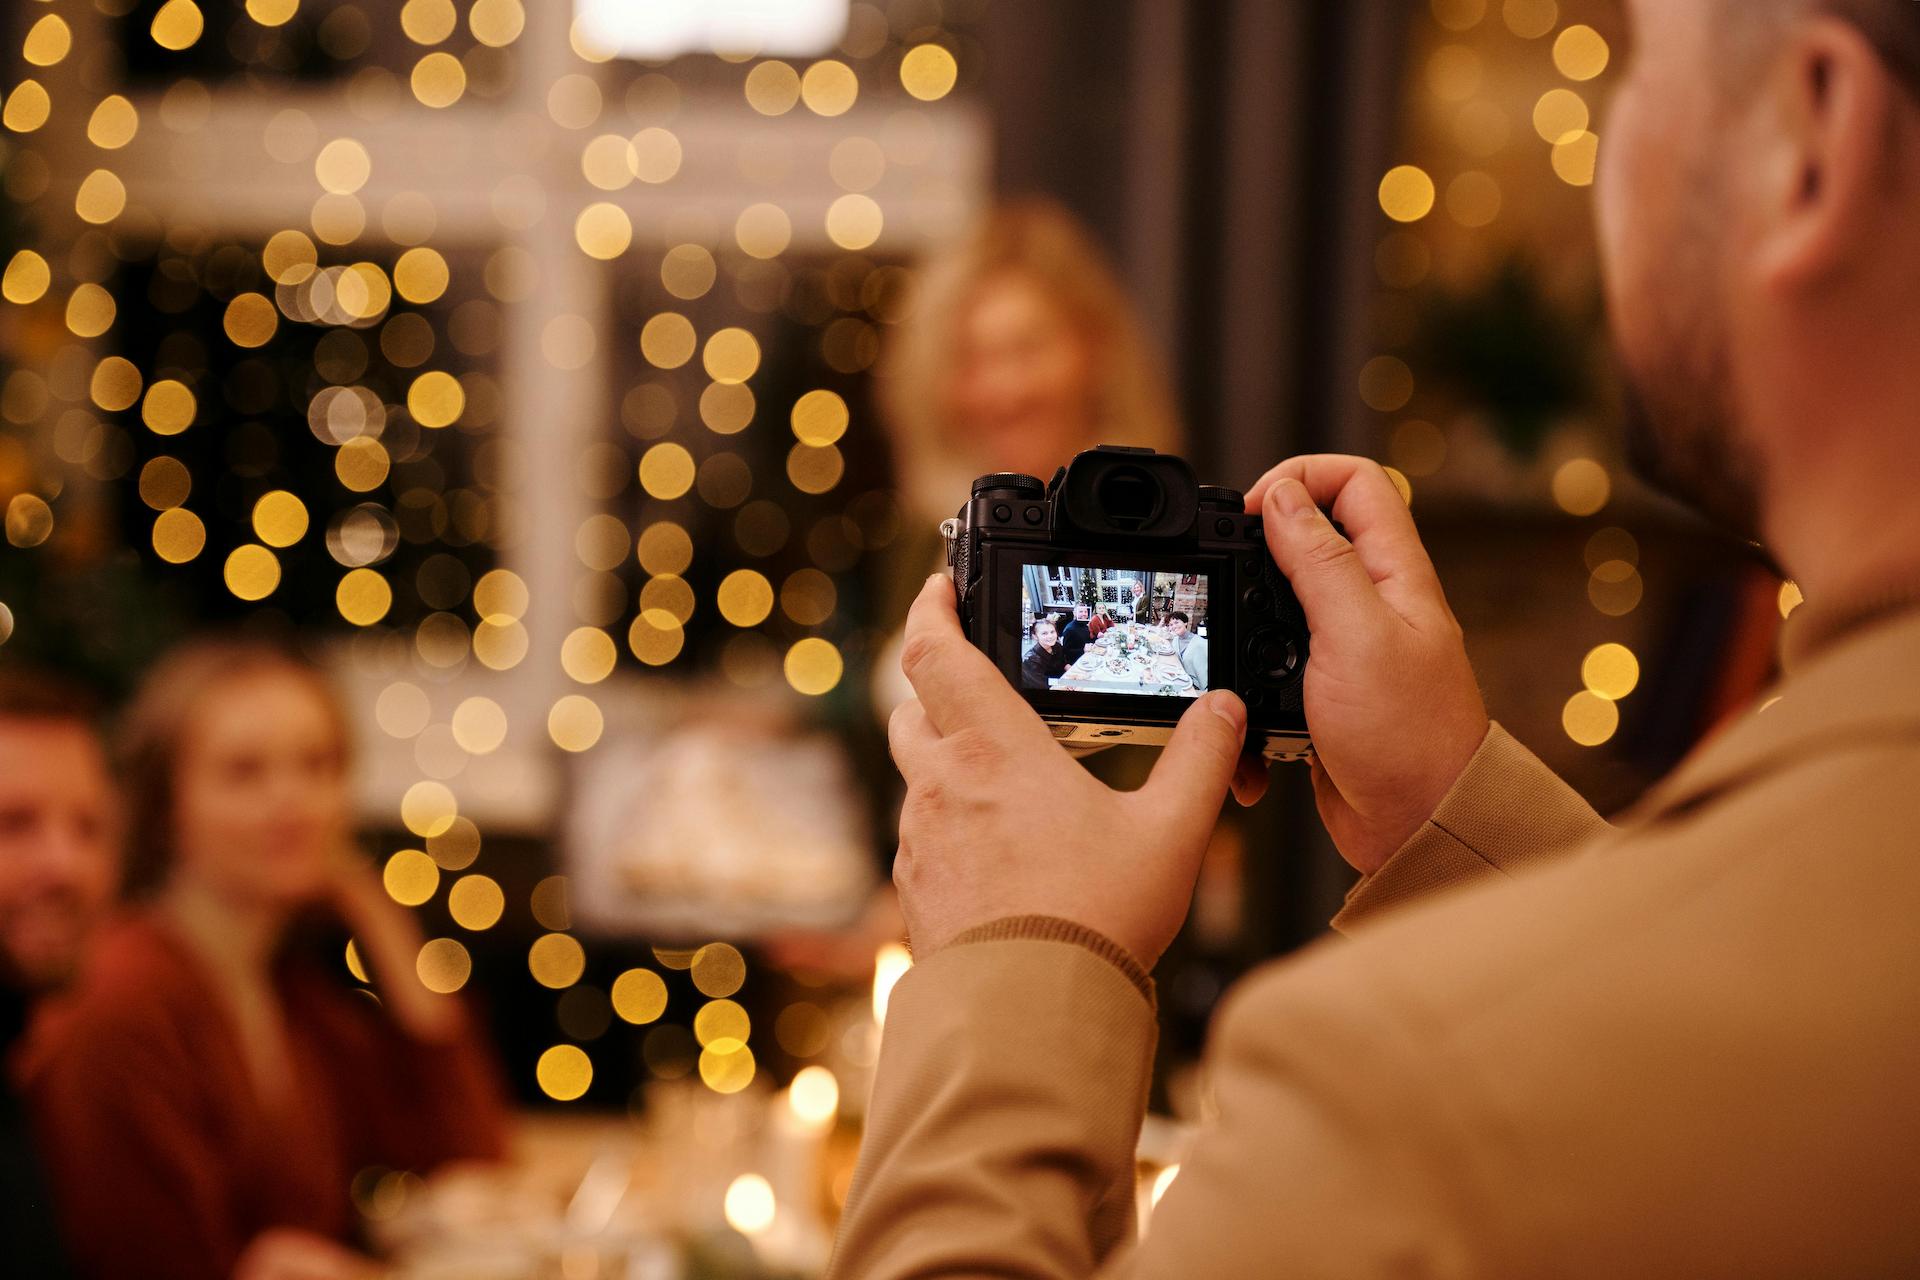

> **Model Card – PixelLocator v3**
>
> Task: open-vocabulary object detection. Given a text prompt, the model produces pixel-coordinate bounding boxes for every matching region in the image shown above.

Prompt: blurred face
[945,271,1097,479]
[1074,605,1089,622]
[0,719,117,991]
[1598,0,1764,539]
[171,671,348,909]
[1169,617,1189,638]
[1034,621,1058,650]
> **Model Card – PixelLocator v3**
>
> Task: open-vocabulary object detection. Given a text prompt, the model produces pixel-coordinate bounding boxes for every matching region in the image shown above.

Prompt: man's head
[0,670,118,994]
[1168,612,1191,637]
[1600,0,1920,552]
[1074,603,1090,621]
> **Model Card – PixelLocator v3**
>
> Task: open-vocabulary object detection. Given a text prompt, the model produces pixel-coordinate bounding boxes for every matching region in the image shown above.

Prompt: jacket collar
[1629,601,1920,825]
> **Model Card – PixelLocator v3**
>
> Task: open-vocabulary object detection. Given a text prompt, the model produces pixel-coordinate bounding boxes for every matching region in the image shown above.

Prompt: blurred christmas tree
[1412,254,1604,459]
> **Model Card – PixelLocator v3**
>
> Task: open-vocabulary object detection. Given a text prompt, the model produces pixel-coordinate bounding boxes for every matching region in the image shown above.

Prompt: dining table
[1052,626,1196,696]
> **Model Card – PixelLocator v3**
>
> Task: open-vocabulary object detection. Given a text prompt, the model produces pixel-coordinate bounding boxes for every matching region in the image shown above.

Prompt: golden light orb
[900,44,959,101]
[536,1044,592,1101]
[548,695,603,752]
[337,568,393,626]
[1378,165,1436,223]
[1562,690,1620,747]
[152,508,206,563]
[612,969,668,1024]
[801,60,859,116]
[416,938,471,993]
[784,638,843,696]
[251,490,309,547]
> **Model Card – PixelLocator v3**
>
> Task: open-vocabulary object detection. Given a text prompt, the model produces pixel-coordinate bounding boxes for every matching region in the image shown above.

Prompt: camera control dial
[971,473,1046,500]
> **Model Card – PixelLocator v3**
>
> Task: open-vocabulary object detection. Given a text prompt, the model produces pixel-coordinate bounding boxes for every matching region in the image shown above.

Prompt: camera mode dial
[972,473,1046,500]
[1198,485,1244,512]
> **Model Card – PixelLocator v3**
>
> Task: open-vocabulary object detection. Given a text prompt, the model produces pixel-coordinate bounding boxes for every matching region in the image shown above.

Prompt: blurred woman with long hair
[773,199,1187,976]
[880,196,1184,544]
[24,639,506,1280]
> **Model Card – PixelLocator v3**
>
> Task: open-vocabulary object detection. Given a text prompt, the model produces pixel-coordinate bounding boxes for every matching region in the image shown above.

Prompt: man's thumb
[1146,692,1247,827]
[1262,478,1382,636]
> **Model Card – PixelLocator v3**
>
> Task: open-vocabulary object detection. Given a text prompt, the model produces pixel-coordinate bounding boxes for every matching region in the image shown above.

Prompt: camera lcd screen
[1017,563,1212,699]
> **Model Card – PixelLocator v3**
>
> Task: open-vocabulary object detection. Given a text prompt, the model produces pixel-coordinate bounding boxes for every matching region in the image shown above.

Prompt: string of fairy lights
[0,0,975,1110]
[1363,0,1689,750]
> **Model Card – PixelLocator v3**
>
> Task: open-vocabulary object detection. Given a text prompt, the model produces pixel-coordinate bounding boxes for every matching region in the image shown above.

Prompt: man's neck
[1762,448,1920,662]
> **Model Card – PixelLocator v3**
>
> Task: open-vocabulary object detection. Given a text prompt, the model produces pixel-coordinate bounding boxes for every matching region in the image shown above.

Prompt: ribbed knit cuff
[945,915,1156,1008]
[1333,721,1608,931]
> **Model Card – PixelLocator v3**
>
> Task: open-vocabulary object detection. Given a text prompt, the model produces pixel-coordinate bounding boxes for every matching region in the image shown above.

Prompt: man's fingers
[1246,455,1446,619]
[1144,693,1247,831]
[1229,750,1271,808]
[886,698,939,779]
[1260,479,1393,644]
[901,575,1036,737]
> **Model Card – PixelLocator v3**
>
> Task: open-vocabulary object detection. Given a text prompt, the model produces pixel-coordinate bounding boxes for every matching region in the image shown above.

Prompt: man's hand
[234,1229,381,1280]
[889,575,1247,969]
[1236,457,1489,875]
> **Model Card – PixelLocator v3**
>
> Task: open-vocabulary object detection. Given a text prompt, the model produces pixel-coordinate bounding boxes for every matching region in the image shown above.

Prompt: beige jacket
[830,603,1920,1277]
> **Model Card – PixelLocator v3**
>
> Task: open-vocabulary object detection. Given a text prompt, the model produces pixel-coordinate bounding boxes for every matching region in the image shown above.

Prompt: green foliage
[1411,254,1603,458]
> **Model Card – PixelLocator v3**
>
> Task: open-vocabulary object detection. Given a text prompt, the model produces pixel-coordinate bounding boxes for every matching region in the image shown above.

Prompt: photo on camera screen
[1017,564,1211,698]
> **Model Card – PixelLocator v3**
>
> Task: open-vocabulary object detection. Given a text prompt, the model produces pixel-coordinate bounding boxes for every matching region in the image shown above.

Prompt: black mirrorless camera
[943,446,1312,762]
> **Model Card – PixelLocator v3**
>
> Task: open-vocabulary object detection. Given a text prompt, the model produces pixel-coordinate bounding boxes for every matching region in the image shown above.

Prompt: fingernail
[1208,692,1247,734]
[1268,478,1313,517]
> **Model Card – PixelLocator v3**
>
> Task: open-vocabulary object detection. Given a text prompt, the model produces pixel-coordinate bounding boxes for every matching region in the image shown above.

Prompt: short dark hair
[1168,611,1190,625]
[0,666,101,727]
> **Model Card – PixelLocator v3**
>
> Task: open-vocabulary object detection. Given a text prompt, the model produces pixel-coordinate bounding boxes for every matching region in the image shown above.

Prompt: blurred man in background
[835,0,1920,1274]
[0,671,117,1279]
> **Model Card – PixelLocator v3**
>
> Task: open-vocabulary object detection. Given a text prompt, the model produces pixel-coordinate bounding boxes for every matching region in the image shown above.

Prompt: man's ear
[1757,16,1899,290]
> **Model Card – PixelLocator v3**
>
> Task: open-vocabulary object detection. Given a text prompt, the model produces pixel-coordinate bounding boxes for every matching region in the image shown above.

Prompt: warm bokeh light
[447,875,505,931]
[384,848,441,907]
[1581,643,1640,701]
[787,1065,841,1129]
[1551,458,1611,516]
[1378,165,1436,222]
[1562,689,1620,747]
[416,938,472,994]
[691,943,747,998]
[784,637,844,696]
[536,1044,593,1101]
[612,969,668,1024]
[717,570,775,627]
[900,44,959,101]
[724,1173,776,1235]
[1778,581,1805,619]
[529,932,588,989]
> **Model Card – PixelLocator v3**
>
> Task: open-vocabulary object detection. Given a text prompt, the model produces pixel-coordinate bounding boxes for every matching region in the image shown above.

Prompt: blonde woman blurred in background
[773,199,1186,977]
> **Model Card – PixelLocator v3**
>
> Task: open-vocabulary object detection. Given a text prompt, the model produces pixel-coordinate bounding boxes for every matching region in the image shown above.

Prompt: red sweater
[21,914,508,1279]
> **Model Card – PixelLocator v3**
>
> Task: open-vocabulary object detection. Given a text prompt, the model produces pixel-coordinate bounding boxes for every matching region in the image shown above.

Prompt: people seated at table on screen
[1169,612,1209,691]
[1058,605,1093,665]
[1021,619,1073,690]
